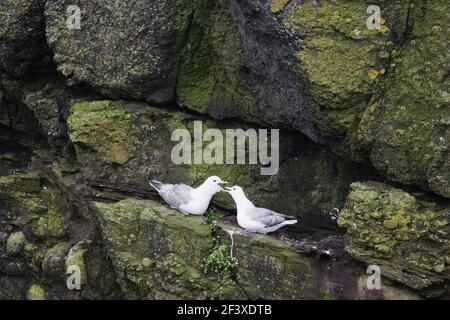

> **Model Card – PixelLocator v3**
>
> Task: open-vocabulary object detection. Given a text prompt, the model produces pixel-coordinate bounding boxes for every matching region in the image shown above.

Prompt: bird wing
[158,183,194,209]
[247,207,287,227]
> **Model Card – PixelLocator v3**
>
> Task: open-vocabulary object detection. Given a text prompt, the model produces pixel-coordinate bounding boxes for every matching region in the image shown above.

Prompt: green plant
[205,207,224,222]
[203,245,238,285]
[205,207,225,236]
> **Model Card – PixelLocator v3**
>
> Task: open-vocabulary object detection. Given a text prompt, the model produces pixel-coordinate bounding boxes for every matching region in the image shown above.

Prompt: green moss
[65,244,88,286]
[176,0,256,114]
[68,101,133,165]
[42,242,71,275]
[94,199,238,298]
[205,207,224,223]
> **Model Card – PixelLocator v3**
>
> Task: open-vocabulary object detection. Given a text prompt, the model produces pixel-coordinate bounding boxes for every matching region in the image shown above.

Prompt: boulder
[357,1,450,198]
[338,182,449,295]
[25,284,46,300]
[42,0,449,198]
[45,0,199,103]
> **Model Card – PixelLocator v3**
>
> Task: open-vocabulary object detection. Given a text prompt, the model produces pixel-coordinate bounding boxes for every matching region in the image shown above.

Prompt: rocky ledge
[93,198,420,299]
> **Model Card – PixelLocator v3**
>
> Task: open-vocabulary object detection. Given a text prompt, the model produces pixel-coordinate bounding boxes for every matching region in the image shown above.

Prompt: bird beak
[218,180,227,185]
[224,187,232,193]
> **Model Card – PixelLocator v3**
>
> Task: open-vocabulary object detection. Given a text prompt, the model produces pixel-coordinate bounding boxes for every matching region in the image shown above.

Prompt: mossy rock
[0,168,120,299]
[45,0,199,103]
[357,0,450,198]
[338,181,450,294]
[6,231,27,255]
[93,198,420,299]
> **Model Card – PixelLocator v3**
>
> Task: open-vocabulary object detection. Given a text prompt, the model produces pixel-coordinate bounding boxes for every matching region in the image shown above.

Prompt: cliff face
[0,0,449,299]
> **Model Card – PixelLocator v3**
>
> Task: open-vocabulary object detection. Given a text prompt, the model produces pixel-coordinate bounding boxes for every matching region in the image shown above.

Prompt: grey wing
[158,183,194,209]
[247,207,286,227]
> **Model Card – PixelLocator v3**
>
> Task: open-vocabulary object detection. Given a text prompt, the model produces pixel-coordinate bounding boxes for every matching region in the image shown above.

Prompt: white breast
[180,197,209,215]
[237,209,264,232]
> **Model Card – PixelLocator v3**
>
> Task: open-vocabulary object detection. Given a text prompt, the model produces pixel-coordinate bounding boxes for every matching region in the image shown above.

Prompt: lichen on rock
[26,284,46,300]
[338,182,449,293]
[45,0,199,103]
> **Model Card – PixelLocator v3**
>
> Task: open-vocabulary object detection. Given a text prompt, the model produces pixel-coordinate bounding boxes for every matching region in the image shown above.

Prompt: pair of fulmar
[149,176,297,234]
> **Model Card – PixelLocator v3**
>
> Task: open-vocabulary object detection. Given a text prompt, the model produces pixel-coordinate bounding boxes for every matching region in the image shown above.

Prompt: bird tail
[265,219,297,233]
[149,180,162,192]
[281,213,298,219]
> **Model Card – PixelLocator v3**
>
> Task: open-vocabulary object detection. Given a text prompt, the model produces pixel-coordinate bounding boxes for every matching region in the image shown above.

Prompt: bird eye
[213,179,217,182]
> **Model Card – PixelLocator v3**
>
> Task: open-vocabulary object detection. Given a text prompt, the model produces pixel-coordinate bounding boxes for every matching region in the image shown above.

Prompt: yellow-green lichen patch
[6,231,27,255]
[298,36,378,109]
[26,284,46,300]
[270,0,290,13]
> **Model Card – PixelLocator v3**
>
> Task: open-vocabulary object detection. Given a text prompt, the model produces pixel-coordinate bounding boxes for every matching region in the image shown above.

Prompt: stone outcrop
[338,182,449,296]
[45,0,198,103]
[0,0,449,300]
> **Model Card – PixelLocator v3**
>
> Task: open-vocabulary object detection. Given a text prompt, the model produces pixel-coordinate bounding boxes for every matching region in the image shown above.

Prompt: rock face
[357,1,450,198]
[0,0,50,76]
[178,0,406,150]
[67,99,377,228]
[41,0,449,197]
[338,182,450,295]
[45,0,198,103]
[93,198,419,299]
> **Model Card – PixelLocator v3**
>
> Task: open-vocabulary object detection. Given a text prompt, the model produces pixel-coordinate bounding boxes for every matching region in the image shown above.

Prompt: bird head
[224,185,245,199]
[204,176,227,193]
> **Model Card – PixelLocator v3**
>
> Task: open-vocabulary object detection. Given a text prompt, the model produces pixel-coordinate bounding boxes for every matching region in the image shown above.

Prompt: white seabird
[149,176,227,215]
[225,186,298,234]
